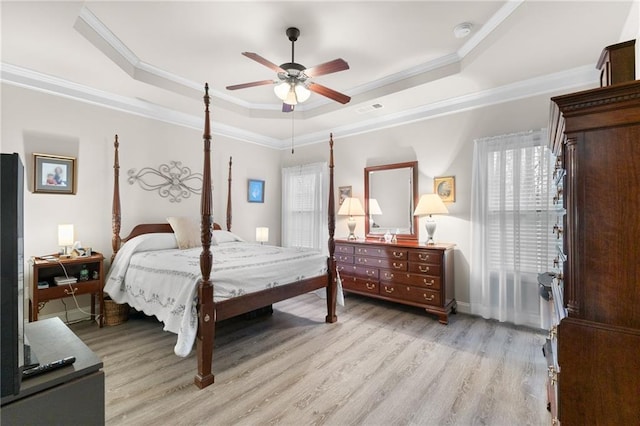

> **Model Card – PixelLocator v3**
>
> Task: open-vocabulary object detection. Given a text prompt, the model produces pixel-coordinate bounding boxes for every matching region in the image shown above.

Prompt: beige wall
[286,87,591,310]
[1,84,281,320]
[2,80,592,320]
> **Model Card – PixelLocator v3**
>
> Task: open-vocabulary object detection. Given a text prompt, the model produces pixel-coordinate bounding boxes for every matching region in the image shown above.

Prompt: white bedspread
[104,234,327,356]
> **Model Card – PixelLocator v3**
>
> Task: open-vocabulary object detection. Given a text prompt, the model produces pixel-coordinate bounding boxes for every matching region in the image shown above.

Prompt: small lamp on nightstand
[338,197,365,240]
[58,224,74,257]
[256,227,269,244]
[413,194,448,245]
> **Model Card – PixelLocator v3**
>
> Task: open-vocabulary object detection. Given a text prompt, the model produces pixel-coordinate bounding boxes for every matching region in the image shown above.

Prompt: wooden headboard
[121,222,222,243]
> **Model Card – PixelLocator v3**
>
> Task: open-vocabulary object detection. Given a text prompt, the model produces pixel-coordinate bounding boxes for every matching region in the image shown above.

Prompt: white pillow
[167,216,201,249]
[212,230,244,244]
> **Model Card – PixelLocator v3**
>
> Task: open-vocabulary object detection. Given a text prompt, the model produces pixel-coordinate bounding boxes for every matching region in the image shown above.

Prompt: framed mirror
[364,161,418,241]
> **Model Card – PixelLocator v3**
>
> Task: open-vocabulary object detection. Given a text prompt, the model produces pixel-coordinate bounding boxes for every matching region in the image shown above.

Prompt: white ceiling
[1,1,635,149]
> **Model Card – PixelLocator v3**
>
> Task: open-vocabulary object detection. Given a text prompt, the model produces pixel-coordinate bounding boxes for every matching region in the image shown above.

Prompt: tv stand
[1,317,104,425]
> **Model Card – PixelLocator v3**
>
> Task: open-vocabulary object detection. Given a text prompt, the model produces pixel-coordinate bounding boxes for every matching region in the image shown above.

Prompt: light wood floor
[71,293,550,426]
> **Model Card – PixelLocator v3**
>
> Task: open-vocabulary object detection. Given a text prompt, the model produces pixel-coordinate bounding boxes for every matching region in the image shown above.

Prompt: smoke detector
[453,22,473,39]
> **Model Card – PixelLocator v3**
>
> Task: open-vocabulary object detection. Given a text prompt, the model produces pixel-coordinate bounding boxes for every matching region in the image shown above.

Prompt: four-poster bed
[106,84,338,389]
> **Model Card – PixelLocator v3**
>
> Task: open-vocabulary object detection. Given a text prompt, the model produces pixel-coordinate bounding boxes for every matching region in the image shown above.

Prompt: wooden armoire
[548,40,640,425]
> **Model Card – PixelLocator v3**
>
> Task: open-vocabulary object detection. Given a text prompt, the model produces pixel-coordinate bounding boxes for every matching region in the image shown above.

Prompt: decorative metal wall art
[128,161,202,203]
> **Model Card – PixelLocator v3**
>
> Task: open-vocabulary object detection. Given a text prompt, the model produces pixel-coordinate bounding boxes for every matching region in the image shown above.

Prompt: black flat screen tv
[1,153,26,399]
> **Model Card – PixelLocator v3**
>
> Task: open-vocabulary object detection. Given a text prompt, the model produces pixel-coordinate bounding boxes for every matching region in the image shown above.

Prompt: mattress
[104,233,327,356]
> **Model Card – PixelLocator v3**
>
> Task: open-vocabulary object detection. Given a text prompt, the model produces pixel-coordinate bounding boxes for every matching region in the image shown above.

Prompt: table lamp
[413,194,448,244]
[58,224,74,256]
[368,198,383,228]
[338,197,365,240]
[256,227,269,244]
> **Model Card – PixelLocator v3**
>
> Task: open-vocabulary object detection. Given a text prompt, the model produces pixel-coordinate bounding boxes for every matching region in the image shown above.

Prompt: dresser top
[336,238,455,250]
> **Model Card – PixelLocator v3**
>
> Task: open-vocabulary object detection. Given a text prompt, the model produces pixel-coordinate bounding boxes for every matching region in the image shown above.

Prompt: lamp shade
[294,84,311,102]
[58,224,74,247]
[369,198,383,215]
[274,82,311,105]
[274,82,290,101]
[413,194,449,216]
[338,197,365,217]
[256,227,269,243]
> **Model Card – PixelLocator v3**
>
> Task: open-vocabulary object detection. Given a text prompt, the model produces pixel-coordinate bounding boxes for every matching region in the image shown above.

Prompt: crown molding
[0,62,281,148]
[285,65,599,148]
[72,2,525,118]
[1,62,598,150]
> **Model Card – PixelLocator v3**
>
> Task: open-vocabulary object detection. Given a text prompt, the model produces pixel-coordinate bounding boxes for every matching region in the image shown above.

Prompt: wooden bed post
[195,84,215,388]
[227,156,232,232]
[326,133,338,323]
[111,135,121,263]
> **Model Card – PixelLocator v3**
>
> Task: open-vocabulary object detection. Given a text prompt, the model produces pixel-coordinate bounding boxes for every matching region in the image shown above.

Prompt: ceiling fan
[226,27,351,112]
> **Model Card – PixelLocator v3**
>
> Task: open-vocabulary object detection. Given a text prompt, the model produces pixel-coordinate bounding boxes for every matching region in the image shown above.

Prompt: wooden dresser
[548,78,640,424]
[335,239,456,324]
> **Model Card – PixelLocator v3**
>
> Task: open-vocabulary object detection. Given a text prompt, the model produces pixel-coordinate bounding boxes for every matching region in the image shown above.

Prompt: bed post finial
[195,83,215,389]
[227,156,232,232]
[111,134,121,263]
[326,133,337,323]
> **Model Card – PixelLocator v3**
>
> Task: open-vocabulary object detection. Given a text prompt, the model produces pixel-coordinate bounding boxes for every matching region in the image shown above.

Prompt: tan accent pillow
[166,216,200,249]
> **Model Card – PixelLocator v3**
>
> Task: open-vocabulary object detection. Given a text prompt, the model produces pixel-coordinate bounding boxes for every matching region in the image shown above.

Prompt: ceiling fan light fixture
[284,85,298,105]
[274,81,291,101]
[294,84,311,103]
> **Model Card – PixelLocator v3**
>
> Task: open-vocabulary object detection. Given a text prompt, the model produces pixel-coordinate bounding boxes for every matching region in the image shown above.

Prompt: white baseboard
[455,301,471,314]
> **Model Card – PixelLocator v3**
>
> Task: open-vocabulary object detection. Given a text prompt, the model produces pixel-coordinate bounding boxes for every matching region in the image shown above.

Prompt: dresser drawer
[355,246,407,260]
[407,262,442,276]
[380,283,441,306]
[336,254,354,264]
[336,244,355,255]
[380,270,441,290]
[356,256,407,270]
[408,250,442,264]
[337,264,379,279]
[341,276,379,295]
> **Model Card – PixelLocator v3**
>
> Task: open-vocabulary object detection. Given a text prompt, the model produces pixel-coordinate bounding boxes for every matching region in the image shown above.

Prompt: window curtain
[282,162,328,253]
[470,129,554,328]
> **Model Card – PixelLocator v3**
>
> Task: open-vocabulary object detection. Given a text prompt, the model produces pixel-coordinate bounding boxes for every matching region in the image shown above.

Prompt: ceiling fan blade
[304,58,349,78]
[226,80,274,90]
[308,82,351,104]
[241,52,285,73]
[282,103,294,113]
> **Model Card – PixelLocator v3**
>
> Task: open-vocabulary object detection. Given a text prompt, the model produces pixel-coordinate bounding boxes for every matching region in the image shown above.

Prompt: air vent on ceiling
[356,103,384,114]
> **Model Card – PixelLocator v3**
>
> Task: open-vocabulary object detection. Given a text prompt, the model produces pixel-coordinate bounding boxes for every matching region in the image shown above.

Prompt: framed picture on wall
[33,153,77,194]
[434,176,455,203]
[248,179,265,203]
[338,186,352,205]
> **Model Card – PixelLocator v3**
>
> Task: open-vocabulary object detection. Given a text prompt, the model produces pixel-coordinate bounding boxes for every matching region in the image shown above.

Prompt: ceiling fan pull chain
[291,111,295,154]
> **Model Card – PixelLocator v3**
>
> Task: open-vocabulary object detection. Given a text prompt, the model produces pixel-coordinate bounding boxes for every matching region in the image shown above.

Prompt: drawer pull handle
[393,262,403,269]
[423,294,435,301]
[366,270,375,277]
[337,266,344,272]
[423,279,434,286]
[384,273,394,279]
[384,287,394,294]
[366,283,375,290]
[64,288,78,295]
[418,254,430,261]
[392,252,403,258]
[419,265,430,273]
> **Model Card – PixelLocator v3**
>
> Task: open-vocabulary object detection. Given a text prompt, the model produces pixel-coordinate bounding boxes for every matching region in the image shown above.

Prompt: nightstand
[30,253,105,327]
